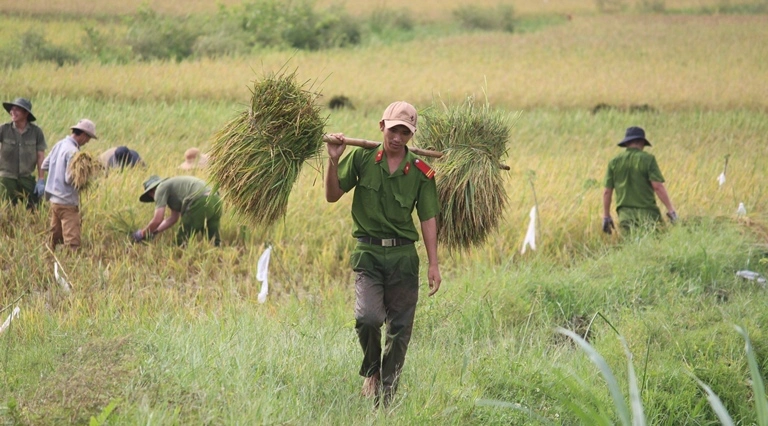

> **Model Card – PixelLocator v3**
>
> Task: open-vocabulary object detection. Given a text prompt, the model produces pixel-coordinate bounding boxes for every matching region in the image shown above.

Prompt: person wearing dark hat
[132,175,222,246]
[41,119,98,250]
[325,101,441,408]
[0,97,47,208]
[104,146,144,169]
[603,126,677,234]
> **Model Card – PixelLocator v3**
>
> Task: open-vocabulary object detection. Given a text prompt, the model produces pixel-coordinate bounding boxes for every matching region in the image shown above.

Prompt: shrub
[637,0,666,12]
[18,29,79,67]
[596,0,628,13]
[702,0,768,14]
[81,26,132,64]
[282,4,361,50]
[367,7,415,34]
[453,4,515,33]
[124,7,201,61]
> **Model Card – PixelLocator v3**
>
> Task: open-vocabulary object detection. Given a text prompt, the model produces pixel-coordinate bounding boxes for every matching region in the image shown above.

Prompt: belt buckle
[381,238,395,247]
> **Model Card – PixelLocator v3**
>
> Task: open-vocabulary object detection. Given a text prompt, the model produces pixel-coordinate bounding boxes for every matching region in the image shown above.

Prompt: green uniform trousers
[352,242,420,397]
[177,193,222,246]
[0,175,39,208]
[618,206,662,232]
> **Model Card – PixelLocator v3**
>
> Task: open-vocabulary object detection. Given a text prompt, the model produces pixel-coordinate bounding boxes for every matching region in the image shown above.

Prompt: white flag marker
[717,172,726,187]
[0,306,20,334]
[256,246,272,304]
[54,261,72,292]
[521,206,537,254]
[736,202,747,217]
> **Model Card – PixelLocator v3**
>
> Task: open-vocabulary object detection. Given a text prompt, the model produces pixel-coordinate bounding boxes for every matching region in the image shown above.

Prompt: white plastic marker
[736,270,766,287]
[54,261,72,292]
[521,206,537,254]
[736,202,747,217]
[0,306,20,334]
[256,246,272,304]
[717,154,729,188]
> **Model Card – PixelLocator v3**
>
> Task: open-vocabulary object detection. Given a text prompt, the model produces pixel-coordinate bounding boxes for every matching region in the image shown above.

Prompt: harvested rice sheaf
[208,70,326,227]
[418,98,513,250]
[68,151,101,191]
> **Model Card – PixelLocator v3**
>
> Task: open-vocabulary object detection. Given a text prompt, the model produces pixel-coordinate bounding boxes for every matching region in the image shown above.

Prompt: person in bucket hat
[325,101,441,408]
[602,126,677,234]
[40,118,98,250]
[0,97,47,208]
[133,175,222,246]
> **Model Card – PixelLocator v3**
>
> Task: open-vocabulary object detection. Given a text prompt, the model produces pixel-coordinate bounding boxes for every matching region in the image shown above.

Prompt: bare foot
[361,371,380,398]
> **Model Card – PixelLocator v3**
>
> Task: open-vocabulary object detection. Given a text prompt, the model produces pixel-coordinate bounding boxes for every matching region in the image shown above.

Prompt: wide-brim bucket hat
[139,175,164,202]
[71,119,99,139]
[618,126,651,147]
[3,98,36,122]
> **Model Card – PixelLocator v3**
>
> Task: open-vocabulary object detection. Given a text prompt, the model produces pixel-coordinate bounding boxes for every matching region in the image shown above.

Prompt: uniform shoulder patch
[413,158,435,179]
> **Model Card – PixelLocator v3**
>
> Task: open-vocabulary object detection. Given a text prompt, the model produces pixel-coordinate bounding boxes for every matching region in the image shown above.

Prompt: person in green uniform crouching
[603,126,677,234]
[132,175,222,246]
[325,101,442,407]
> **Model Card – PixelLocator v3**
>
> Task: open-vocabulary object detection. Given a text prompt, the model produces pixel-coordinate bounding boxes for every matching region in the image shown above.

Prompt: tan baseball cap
[71,119,98,139]
[381,101,417,133]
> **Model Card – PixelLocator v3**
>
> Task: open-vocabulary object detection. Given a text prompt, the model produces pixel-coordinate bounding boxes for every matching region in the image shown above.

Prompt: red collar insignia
[414,159,435,179]
[375,150,384,163]
[403,162,410,175]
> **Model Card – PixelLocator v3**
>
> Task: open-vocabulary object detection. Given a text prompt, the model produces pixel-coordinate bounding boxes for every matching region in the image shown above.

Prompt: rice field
[1,1,768,424]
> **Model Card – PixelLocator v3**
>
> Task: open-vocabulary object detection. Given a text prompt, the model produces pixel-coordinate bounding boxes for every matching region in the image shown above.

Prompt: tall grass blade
[619,336,646,426]
[691,375,736,426]
[557,327,631,426]
[735,325,768,425]
[551,368,614,425]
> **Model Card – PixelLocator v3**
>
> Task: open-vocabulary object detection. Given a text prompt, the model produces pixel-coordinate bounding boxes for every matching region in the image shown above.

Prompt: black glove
[666,211,678,224]
[602,217,615,234]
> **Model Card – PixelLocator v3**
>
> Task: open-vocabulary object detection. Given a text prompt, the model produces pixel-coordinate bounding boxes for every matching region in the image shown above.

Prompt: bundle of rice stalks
[68,151,101,191]
[418,98,514,250]
[208,70,326,227]
[107,209,140,235]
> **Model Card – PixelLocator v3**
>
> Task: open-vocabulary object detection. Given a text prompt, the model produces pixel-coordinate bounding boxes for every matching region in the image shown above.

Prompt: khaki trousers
[50,203,81,249]
[352,243,420,398]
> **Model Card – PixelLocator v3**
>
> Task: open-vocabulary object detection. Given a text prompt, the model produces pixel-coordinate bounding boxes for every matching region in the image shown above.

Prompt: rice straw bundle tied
[68,151,101,191]
[418,98,514,250]
[208,70,326,227]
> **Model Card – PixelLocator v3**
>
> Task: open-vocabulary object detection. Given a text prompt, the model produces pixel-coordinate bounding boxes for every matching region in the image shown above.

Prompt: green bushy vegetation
[0,29,79,68]
[453,4,517,32]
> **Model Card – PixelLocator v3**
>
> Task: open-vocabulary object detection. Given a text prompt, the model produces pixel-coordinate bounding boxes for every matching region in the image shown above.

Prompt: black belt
[357,237,414,247]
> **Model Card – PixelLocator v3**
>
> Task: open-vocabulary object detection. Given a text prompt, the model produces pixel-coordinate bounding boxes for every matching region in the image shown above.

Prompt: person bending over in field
[603,126,677,234]
[0,98,47,209]
[178,147,209,170]
[325,101,441,408]
[132,175,222,246]
[41,119,98,250]
[99,145,145,170]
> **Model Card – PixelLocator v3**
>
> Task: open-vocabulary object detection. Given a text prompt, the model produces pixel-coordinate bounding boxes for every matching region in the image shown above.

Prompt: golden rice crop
[68,151,101,191]
[418,98,513,250]
[208,69,326,227]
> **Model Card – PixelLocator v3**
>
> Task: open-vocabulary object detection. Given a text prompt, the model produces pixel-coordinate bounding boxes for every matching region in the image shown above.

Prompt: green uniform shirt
[337,146,439,242]
[0,122,46,178]
[604,148,664,212]
[154,176,210,213]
